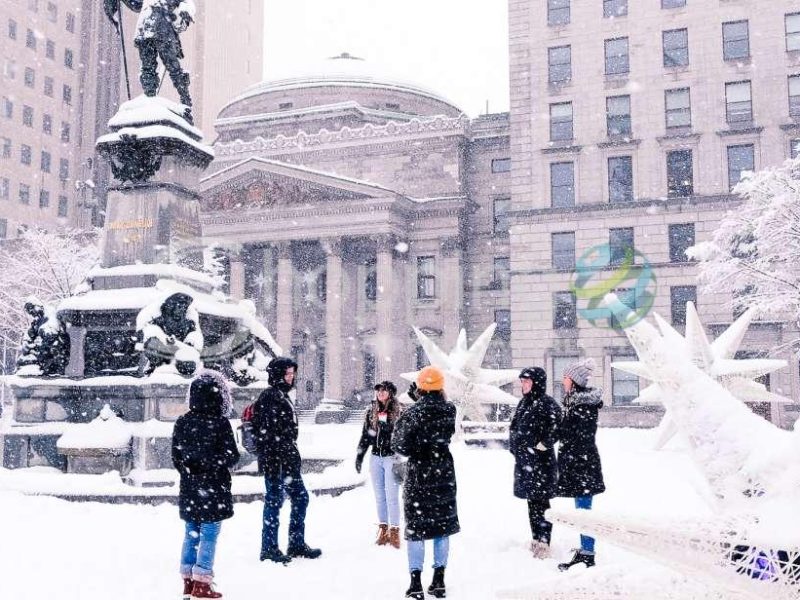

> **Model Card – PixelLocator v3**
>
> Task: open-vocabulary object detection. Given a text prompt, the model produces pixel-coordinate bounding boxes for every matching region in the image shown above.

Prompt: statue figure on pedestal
[137,292,203,376]
[16,298,69,377]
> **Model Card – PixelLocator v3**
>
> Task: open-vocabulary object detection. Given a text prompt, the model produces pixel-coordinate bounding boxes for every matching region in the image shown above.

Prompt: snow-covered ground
[0,426,709,599]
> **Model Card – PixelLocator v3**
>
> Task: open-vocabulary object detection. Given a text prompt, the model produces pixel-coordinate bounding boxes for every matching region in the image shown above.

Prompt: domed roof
[225,53,463,115]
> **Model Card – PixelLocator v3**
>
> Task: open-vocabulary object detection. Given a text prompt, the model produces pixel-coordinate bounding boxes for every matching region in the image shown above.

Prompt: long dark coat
[557,387,606,498]
[509,379,562,501]
[250,385,302,477]
[391,391,460,541]
[172,379,240,523]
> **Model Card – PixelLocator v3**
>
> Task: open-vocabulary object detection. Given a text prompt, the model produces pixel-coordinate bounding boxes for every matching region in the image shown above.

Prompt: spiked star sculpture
[400,324,519,422]
[611,301,789,449]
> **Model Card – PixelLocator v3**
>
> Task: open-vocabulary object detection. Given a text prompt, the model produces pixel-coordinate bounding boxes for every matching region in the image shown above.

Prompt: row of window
[9,5,76,34]
[0,177,69,217]
[2,140,71,179]
[2,104,72,138]
[4,59,75,102]
[9,26,76,68]
[549,0,687,26]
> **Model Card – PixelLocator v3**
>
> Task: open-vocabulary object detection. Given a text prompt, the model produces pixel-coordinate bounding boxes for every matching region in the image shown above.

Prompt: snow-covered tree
[202,242,228,291]
[689,158,800,350]
[0,228,99,353]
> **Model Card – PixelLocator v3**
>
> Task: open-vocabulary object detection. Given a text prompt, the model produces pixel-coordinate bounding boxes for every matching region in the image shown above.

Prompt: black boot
[558,550,595,571]
[427,566,446,598]
[405,570,424,599]
[287,542,322,559]
[260,547,292,564]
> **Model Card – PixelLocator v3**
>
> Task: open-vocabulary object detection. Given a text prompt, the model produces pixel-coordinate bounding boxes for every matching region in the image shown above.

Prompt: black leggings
[527,498,552,544]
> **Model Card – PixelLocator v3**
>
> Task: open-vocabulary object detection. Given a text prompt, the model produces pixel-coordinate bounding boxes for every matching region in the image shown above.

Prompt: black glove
[355,454,364,474]
[407,382,419,402]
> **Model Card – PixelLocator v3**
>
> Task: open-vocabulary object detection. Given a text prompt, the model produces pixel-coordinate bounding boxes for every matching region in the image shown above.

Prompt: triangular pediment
[199,157,402,211]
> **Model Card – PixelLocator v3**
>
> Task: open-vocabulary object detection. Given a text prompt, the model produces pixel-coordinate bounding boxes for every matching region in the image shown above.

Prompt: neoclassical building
[199,55,512,408]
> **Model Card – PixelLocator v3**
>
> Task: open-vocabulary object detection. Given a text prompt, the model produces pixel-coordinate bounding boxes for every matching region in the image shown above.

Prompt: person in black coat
[251,356,321,564]
[509,366,562,559]
[556,357,605,571]
[391,366,459,600]
[172,370,240,599]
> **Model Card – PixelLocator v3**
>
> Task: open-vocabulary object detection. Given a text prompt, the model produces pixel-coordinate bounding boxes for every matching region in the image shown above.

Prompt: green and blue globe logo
[569,244,657,329]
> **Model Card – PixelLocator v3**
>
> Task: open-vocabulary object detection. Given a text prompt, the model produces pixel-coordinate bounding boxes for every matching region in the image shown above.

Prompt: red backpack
[238,403,258,454]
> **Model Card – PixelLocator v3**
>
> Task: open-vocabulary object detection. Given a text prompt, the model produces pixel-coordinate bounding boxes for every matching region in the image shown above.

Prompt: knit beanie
[562,357,596,388]
[417,365,445,392]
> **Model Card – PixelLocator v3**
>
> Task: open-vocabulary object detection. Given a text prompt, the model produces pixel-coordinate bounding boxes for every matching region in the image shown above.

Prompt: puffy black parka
[557,387,606,498]
[509,368,562,501]
[172,373,240,523]
[391,391,460,541]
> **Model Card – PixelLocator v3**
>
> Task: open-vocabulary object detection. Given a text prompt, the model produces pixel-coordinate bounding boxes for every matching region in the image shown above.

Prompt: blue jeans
[261,470,309,552]
[575,495,595,553]
[407,536,449,572]
[370,454,401,526]
[180,521,221,583]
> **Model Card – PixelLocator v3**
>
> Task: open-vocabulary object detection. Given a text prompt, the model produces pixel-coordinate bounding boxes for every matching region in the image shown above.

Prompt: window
[552,232,575,270]
[726,81,752,124]
[495,309,511,341]
[606,95,631,137]
[3,97,12,118]
[611,288,637,329]
[669,223,695,263]
[363,352,375,389]
[608,156,634,203]
[58,195,68,217]
[603,0,627,18]
[550,162,575,208]
[550,102,573,141]
[2,58,15,79]
[786,13,800,52]
[364,262,376,302]
[39,189,50,208]
[663,28,689,67]
[671,286,696,325]
[611,354,639,405]
[417,256,435,299]
[24,67,34,87]
[19,183,30,204]
[553,355,578,401]
[46,2,57,22]
[662,0,685,7]
[45,39,54,59]
[727,144,754,190]
[42,113,52,135]
[548,45,571,84]
[0,218,6,238]
[41,150,51,173]
[548,0,570,26]
[666,149,693,197]
[609,227,634,266]
[8,19,16,39]
[26,28,36,49]
[22,105,33,127]
[0,178,8,199]
[723,21,749,61]
[415,345,427,370]
[1,137,10,157]
[792,139,800,159]
[553,291,577,329]
[665,88,691,129]
[21,144,31,165]
[493,257,510,289]
[605,37,629,75]
[790,75,800,117]
[60,122,70,142]
[59,158,69,180]
[44,76,53,97]
[64,48,73,69]
[63,84,72,105]
[493,197,510,235]
[491,158,511,173]
[66,12,75,33]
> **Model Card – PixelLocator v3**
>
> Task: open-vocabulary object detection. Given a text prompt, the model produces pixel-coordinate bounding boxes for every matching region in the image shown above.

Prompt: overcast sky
[262,0,509,117]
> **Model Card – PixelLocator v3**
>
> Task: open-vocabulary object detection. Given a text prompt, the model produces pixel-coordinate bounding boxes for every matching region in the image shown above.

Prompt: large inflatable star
[400,324,519,421]
[611,301,789,449]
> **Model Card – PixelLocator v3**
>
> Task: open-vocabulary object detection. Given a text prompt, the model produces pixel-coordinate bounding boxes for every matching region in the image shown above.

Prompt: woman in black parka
[391,366,459,600]
[556,357,605,572]
[172,370,240,599]
[509,366,562,559]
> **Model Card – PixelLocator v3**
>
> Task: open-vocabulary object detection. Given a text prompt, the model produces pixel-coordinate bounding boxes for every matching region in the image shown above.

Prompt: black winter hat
[373,380,397,397]
[267,356,298,388]
[519,366,547,398]
[189,371,231,416]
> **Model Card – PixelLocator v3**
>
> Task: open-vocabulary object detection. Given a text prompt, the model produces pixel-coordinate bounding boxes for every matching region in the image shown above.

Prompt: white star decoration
[611,301,790,449]
[400,324,519,422]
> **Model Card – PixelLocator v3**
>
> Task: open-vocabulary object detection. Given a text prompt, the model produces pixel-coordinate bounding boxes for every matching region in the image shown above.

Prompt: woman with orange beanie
[391,366,459,599]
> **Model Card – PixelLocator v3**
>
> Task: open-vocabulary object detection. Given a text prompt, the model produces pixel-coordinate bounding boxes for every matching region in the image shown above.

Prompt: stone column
[375,235,395,383]
[322,239,344,402]
[275,242,293,355]
[64,325,87,377]
[440,237,464,348]
[228,250,245,300]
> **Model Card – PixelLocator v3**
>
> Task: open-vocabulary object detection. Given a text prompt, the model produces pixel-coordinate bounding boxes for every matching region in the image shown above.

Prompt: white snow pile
[56,404,132,450]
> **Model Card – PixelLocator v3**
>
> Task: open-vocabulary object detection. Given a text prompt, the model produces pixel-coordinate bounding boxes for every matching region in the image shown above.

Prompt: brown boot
[182,578,193,600]
[375,523,389,545]
[191,580,222,599]
[389,526,401,549]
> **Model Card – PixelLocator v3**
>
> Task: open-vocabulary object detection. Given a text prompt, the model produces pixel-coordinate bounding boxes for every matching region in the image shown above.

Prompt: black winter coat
[391,391,460,541]
[557,388,605,498]
[250,386,302,477]
[356,398,401,459]
[509,388,562,501]
[172,399,240,523]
